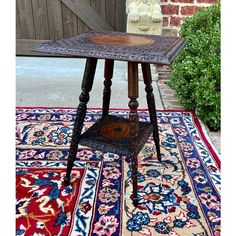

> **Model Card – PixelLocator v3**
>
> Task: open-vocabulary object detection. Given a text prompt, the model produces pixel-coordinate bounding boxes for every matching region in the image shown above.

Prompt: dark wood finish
[64,58,98,185]
[34,31,186,64]
[79,115,153,156]
[128,62,139,206]
[141,63,161,161]
[34,31,185,206]
[102,59,114,116]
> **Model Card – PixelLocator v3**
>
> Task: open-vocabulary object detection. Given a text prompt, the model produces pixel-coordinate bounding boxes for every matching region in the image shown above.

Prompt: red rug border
[16,106,221,169]
[192,113,221,169]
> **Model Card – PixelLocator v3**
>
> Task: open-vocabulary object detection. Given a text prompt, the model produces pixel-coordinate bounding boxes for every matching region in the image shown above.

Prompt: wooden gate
[16,0,127,56]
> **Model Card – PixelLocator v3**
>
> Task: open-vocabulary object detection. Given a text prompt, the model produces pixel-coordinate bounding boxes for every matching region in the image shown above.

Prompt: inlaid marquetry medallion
[87,34,155,47]
[101,122,130,139]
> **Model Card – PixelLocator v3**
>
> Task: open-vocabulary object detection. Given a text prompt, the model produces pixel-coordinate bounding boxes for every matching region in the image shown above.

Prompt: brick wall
[160,0,218,36]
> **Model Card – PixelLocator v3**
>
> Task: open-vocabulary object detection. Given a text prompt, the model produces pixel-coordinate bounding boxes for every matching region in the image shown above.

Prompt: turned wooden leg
[102,59,114,116]
[64,58,98,185]
[141,63,161,161]
[128,62,139,207]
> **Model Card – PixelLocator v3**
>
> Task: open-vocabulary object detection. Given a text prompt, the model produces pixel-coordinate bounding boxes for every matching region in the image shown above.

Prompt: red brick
[157,65,172,71]
[171,0,194,3]
[163,17,169,27]
[160,90,175,96]
[197,0,217,3]
[158,80,169,85]
[181,6,200,15]
[158,69,172,75]
[158,73,171,78]
[170,16,183,26]
[165,105,185,110]
[157,65,168,70]
[158,70,172,74]
[161,89,177,95]
[159,71,171,74]
[158,78,170,82]
[158,72,171,77]
[159,76,171,80]
[162,95,178,100]
[158,83,171,89]
[161,5,179,15]
[158,75,171,79]
[158,83,173,88]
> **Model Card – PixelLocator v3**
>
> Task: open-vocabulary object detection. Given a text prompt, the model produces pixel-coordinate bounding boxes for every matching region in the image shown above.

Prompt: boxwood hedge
[169,3,220,131]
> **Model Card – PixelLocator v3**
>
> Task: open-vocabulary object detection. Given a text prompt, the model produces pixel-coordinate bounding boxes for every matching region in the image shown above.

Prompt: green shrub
[169,3,220,131]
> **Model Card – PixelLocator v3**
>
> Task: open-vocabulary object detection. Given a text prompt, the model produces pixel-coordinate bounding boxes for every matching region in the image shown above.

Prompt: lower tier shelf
[79,115,153,156]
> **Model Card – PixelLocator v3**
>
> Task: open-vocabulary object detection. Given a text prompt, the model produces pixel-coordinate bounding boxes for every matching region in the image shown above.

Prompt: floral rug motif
[16,108,221,236]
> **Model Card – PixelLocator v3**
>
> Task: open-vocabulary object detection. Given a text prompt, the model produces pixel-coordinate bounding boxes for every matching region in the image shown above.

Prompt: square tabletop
[33,31,185,65]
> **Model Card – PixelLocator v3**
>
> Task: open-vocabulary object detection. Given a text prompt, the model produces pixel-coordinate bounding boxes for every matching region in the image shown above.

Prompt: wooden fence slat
[47,0,64,40]
[62,4,78,38]
[105,0,116,30]
[90,0,96,9]
[61,0,113,30]
[16,0,127,56]
[32,0,49,39]
[16,39,52,56]
[16,2,22,38]
[76,0,90,34]
[17,0,35,39]
[95,0,106,21]
[116,0,126,32]
[77,18,90,34]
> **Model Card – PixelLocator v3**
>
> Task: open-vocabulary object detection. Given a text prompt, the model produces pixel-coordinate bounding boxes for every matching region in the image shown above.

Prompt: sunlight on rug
[16,108,221,236]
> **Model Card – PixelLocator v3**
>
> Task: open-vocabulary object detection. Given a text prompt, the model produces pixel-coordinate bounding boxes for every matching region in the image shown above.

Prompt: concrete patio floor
[16,56,163,109]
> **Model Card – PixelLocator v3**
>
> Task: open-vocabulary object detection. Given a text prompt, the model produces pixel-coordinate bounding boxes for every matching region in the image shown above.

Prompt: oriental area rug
[16,108,221,236]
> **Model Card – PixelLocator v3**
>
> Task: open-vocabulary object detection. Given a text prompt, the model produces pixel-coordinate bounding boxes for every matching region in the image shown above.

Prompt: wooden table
[34,31,185,206]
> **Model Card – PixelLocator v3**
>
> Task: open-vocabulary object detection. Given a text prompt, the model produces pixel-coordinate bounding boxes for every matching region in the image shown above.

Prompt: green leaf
[169,3,221,131]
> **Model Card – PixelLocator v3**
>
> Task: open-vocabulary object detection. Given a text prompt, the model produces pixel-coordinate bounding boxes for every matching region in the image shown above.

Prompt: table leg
[128,62,139,207]
[64,58,98,185]
[102,59,114,116]
[141,63,161,161]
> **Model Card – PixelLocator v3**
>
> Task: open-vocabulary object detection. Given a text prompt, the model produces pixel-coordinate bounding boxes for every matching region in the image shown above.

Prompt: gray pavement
[16,57,163,109]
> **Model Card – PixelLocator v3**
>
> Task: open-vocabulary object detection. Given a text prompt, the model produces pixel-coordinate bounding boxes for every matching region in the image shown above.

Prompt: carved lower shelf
[79,115,153,156]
